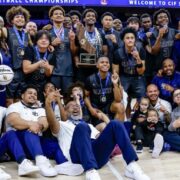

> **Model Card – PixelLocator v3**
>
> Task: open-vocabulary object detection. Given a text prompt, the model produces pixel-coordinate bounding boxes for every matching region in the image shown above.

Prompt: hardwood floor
[2,149,180,180]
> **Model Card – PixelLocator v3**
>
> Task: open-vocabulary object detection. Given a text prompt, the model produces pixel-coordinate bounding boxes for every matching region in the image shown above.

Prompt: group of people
[0,5,180,180]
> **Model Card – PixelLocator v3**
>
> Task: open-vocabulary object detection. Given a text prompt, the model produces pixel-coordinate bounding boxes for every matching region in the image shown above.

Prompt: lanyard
[85,31,95,41]
[13,26,25,47]
[102,28,113,35]
[69,117,83,126]
[98,72,110,96]
[53,25,64,40]
[35,46,48,61]
[51,101,56,112]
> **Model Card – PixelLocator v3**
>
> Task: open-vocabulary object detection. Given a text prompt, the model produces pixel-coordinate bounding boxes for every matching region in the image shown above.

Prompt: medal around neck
[17,47,25,58]
[100,95,107,103]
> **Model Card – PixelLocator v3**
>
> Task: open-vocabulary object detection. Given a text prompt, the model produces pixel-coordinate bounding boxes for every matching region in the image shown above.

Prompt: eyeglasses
[174,92,180,98]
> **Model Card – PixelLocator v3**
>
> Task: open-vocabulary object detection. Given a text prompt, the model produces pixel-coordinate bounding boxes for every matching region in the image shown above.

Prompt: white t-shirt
[54,104,61,121]
[122,89,128,110]
[150,98,172,122]
[0,106,6,131]
[6,101,46,131]
[54,120,100,161]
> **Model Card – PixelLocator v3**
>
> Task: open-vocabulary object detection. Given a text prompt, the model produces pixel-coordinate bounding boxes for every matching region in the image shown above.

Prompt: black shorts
[91,103,114,127]
[6,69,26,99]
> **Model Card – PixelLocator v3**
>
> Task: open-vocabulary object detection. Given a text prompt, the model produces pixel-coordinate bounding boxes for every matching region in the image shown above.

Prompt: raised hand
[111,72,119,85]
[131,48,141,64]
[51,37,62,46]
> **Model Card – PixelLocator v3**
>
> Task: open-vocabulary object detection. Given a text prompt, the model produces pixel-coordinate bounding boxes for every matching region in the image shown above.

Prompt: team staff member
[45,92,150,180]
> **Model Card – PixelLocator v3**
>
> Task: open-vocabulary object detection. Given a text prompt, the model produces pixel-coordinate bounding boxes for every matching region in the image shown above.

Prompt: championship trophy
[76,23,97,67]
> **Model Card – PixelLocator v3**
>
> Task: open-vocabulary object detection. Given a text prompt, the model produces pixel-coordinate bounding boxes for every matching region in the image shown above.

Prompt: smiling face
[26,21,37,36]
[162,59,175,76]
[173,89,180,105]
[21,88,38,106]
[12,14,25,28]
[147,110,159,122]
[84,11,96,26]
[156,12,169,27]
[37,34,50,49]
[51,9,64,24]
[66,101,82,119]
[97,57,110,73]
[146,84,159,102]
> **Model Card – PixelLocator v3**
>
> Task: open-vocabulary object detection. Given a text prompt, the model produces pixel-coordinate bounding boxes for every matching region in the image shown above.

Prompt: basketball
[0,65,14,86]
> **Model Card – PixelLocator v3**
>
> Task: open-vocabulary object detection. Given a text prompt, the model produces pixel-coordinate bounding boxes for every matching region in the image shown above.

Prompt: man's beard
[70,114,82,120]
[15,25,24,29]
[26,102,35,107]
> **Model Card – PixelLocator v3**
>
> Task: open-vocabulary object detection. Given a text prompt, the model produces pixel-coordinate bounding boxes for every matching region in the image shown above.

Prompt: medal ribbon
[101,28,114,35]
[53,25,64,40]
[35,46,48,61]
[69,116,83,126]
[51,101,56,112]
[13,26,25,47]
[98,72,110,96]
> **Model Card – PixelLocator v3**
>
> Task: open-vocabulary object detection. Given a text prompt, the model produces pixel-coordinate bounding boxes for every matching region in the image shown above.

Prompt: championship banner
[0,0,180,8]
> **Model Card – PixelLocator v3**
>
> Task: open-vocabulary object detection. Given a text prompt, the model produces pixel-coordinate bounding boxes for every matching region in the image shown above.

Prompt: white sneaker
[125,162,150,180]
[36,155,57,177]
[0,167,11,180]
[152,134,164,158]
[86,169,101,180]
[18,159,39,176]
[55,161,84,176]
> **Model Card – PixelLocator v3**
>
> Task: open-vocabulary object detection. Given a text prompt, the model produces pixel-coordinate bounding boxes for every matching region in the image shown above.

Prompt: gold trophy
[76,23,97,67]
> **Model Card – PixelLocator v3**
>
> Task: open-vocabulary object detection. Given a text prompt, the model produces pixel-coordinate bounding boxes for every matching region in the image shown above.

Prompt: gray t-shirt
[168,106,180,132]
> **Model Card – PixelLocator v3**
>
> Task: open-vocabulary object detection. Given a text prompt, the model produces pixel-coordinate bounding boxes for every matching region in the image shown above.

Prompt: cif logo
[101,0,107,5]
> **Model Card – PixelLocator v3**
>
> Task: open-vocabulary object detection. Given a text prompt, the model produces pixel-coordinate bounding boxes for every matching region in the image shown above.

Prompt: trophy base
[77,63,97,68]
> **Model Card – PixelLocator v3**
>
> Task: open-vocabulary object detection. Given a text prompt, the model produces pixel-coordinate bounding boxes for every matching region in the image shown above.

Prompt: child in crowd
[132,98,164,158]
[132,97,150,146]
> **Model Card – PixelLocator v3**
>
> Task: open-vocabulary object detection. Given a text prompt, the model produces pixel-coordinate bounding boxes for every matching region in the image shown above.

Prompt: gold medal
[20,49,25,56]
[17,47,25,57]
[80,38,86,45]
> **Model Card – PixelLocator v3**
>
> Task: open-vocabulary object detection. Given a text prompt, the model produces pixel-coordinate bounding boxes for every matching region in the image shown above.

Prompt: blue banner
[0,0,180,8]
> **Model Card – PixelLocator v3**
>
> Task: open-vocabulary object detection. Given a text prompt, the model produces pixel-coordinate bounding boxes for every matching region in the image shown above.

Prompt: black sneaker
[136,143,143,153]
